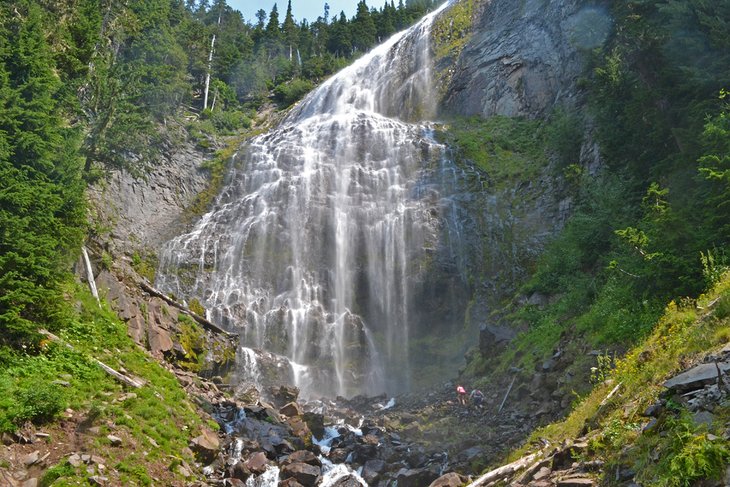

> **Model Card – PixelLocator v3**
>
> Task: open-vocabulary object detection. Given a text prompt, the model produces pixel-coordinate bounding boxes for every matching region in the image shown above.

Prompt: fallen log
[39,329,145,389]
[140,281,236,338]
[467,452,540,486]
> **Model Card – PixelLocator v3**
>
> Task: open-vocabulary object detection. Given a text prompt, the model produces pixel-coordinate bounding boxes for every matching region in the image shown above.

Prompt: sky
[227,0,361,23]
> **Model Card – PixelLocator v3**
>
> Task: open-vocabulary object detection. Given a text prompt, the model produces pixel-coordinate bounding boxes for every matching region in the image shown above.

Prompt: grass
[0,284,208,484]
[502,273,730,485]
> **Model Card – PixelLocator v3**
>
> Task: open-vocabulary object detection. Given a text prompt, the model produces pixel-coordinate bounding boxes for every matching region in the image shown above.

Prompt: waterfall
[157,2,457,398]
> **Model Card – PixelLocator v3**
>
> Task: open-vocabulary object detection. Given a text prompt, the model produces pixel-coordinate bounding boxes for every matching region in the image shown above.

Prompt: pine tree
[0,2,85,346]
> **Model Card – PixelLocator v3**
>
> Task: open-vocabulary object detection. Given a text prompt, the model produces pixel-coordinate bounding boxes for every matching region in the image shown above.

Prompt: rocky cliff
[442,0,609,119]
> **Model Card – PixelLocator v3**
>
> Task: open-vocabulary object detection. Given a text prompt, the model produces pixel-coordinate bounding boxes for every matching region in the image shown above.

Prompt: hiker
[470,388,485,409]
[456,384,467,406]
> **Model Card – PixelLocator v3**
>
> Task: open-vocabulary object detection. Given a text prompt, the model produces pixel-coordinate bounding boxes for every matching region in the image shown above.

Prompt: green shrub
[12,380,66,426]
[274,78,314,107]
[210,110,252,134]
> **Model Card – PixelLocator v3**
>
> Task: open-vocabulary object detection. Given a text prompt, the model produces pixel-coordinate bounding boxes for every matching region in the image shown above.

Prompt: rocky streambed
[188,370,573,487]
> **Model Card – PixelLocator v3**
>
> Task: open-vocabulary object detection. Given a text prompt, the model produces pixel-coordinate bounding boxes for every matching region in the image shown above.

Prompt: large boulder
[281,462,321,487]
[395,467,439,487]
[189,429,219,463]
[429,472,467,487]
[282,450,321,467]
[243,452,269,475]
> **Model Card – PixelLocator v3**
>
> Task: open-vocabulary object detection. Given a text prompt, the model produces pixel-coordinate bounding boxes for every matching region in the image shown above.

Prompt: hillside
[1,0,729,485]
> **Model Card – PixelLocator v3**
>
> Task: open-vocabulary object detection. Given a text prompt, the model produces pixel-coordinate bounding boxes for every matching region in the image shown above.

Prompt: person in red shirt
[456,385,467,406]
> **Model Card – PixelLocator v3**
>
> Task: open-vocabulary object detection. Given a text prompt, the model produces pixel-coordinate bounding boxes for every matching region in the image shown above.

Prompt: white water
[157,2,452,398]
[245,465,280,487]
[320,457,368,487]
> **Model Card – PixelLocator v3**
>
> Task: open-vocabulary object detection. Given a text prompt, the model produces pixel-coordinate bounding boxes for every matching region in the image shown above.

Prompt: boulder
[395,467,439,487]
[303,412,325,438]
[229,461,251,482]
[281,462,321,487]
[280,402,303,417]
[243,452,268,475]
[270,385,300,408]
[190,429,220,463]
[663,362,730,393]
[107,434,122,447]
[283,450,321,467]
[330,475,362,487]
[429,472,465,487]
[279,479,305,487]
[362,458,386,484]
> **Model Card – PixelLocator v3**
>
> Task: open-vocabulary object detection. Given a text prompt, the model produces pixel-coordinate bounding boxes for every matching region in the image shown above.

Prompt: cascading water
[157,2,462,398]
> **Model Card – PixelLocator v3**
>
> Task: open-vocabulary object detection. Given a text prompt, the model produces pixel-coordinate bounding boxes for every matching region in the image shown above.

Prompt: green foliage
[131,251,157,283]
[274,78,315,107]
[188,298,206,317]
[442,116,548,186]
[40,460,76,487]
[0,1,86,347]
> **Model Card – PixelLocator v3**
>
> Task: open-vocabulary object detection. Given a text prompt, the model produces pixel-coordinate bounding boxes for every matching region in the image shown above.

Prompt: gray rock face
[88,141,210,254]
[442,0,609,119]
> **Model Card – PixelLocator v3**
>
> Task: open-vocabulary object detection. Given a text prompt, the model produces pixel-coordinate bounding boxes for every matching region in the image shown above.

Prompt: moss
[438,115,548,189]
[188,297,205,317]
[432,0,481,95]
[175,316,206,372]
[131,250,157,283]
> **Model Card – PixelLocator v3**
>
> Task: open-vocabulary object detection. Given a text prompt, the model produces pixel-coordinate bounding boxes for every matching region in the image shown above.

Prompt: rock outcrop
[442,0,609,119]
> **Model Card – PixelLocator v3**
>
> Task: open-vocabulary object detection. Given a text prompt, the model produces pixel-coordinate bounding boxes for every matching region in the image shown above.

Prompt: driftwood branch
[140,281,235,337]
[467,452,540,486]
[39,329,144,388]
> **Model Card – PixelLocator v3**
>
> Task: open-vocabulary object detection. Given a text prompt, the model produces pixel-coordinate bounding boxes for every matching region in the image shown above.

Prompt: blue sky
[228,0,361,23]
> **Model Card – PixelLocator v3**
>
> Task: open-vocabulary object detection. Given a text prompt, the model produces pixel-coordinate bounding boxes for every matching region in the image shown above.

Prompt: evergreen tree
[0,2,85,346]
[352,0,377,52]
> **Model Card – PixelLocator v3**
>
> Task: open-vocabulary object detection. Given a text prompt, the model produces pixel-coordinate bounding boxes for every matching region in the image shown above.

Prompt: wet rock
[280,402,303,417]
[283,450,321,467]
[329,448,349,463]
[229,461,251,481]
[428,472,465,487]
[234,385,260,405]
[302,412,325,439]
[281,462,321,486]
[395,467,439,487]
[362,459,386,484]
[330,475,362,487]
[270,385,300,408]
[479,324,515,355]
[190,429,220,463]
[244,452,269,475]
